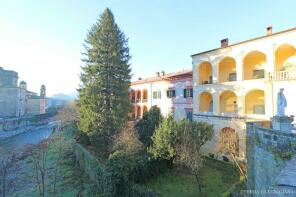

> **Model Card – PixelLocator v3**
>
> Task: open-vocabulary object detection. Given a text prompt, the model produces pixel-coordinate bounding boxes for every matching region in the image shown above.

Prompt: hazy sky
[0,0,296,96]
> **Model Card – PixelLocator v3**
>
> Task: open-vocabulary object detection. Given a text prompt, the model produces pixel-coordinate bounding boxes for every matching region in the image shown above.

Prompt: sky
[0,0,296,96]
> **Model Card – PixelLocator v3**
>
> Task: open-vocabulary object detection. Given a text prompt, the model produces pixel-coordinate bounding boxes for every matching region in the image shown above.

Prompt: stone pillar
[236,52,243,81]
[266,44,276,73]
[192,61,200,86]
[213,91,219,115]
[212,61,218,83]
[237,91,245,117]
[271,116,294,132]
[193,88,200,116]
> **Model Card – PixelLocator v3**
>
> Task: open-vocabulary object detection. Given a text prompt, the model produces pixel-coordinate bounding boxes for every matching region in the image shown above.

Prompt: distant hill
[51,92,77,101]
[47,92,77,108]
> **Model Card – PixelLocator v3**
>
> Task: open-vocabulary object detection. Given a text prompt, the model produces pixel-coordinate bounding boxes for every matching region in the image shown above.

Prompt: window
[184,88,193,98]
[167,89,176,98]
[253,69,264,79]
[228,73,237,81]
[153,91,161,99]
[253,105,265,114]
[186,111,193,121]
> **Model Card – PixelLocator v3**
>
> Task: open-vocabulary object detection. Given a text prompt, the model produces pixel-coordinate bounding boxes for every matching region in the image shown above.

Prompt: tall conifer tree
[77,8,131,150]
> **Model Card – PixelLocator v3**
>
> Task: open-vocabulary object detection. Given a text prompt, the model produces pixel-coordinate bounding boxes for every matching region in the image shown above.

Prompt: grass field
[143,158,240,197]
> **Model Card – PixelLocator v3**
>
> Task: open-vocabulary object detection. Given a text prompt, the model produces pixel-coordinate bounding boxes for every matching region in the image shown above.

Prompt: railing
[142,98,148,103]
[267,70,296,81]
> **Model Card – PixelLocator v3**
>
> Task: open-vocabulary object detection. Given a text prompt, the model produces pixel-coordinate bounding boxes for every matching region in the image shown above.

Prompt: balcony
[267,70,296,81]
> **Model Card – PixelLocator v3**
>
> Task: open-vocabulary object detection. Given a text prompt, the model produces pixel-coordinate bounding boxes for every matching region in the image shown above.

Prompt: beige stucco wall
[192,29,296,160]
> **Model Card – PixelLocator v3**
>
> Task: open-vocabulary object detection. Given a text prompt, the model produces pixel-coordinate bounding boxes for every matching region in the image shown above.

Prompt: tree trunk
[194,174,202,193]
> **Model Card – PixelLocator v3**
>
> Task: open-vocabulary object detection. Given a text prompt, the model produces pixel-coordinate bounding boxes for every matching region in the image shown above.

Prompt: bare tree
[55,101,77,125]
[0,155,10,197]
[112,122,143,155]
[31,140,48,197]
[0,152,19,197]
[176,120,213,193]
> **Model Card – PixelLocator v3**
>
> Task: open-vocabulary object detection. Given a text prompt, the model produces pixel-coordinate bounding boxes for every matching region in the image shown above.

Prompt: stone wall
[247,122,296,195]
[0,87,18,117]
[0,113,54,132]
[74,143,114,196]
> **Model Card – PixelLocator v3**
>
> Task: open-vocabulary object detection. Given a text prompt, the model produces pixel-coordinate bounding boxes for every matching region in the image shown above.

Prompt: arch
[130,90,135,103]
[136,105,141,119]
[199,92,213,112]
[142,105,148,115]
[129,105,135,120]
[135,90,141,102]
[243,51,266,80]
[198,61,213,84]
[220,127,239,156]
[142,89,148,102]
[218,57,237,82]
[219,91,237,113]
[245,89,265,115]
[275,44,296,71]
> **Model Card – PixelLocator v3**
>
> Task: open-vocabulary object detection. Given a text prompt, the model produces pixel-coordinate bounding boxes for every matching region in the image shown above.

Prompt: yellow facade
[192,27,296,161]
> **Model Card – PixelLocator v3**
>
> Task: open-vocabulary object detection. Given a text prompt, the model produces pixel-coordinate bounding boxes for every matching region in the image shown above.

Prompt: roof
[191,27,296,57]
[131,69,192,85]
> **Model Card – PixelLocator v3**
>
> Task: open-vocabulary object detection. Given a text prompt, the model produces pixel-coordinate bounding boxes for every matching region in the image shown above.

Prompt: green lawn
[143,158,240,197]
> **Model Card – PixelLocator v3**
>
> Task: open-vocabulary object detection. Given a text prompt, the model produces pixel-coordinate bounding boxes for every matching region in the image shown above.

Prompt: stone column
[212,61,218,83]
[266,44,276,73]
[192,61,200,86]
[213,91,219,115]
[193,88,199,115]
[236,52,243,81]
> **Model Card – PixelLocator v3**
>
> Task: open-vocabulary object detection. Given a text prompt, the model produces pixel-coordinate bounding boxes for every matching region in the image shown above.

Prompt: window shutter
[184,89,187,98]
[167,90,169,98]
[173,90,176,97]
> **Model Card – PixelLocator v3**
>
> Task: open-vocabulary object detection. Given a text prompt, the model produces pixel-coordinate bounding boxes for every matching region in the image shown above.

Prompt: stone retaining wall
[247,122,296,195]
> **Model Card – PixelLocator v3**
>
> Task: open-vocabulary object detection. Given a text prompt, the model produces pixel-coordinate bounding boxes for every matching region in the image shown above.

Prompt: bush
[222,156,229,162]
[107,151,136,194]
[135,106,162,147]
[131,153,169,183]
[73,124,90,145]
[148,115,178,161]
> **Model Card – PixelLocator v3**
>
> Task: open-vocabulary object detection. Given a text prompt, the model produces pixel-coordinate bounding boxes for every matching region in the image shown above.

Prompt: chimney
[266,26,272,35]
[156,72,160,77]
[221,38,229,48]
[161,71,165,76]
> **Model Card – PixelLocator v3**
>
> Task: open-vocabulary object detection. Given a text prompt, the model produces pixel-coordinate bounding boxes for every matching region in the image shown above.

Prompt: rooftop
[191,27,296,57]
[131,69,192,85]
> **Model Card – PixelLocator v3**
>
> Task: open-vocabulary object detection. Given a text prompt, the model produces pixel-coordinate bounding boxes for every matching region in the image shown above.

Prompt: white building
[191,26,296,161]
[129,70,193,121]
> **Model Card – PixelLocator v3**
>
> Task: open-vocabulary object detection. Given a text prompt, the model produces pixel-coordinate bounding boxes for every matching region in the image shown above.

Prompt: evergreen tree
[77,8,131,151]
[135,106,162,147]
[148,115,178,161]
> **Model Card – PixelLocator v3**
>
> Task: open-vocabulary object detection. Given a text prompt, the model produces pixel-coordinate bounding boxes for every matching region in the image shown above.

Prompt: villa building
[129,70,193,121]
[191,26,296,161]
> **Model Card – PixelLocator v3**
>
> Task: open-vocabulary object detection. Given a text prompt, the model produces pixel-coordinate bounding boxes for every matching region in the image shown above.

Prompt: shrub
[112,122,143,155]
[148,115,178,162]
[131,153,169,183]
[222,156,229,162]
[107,151,135,194]
[135,106,162,147]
